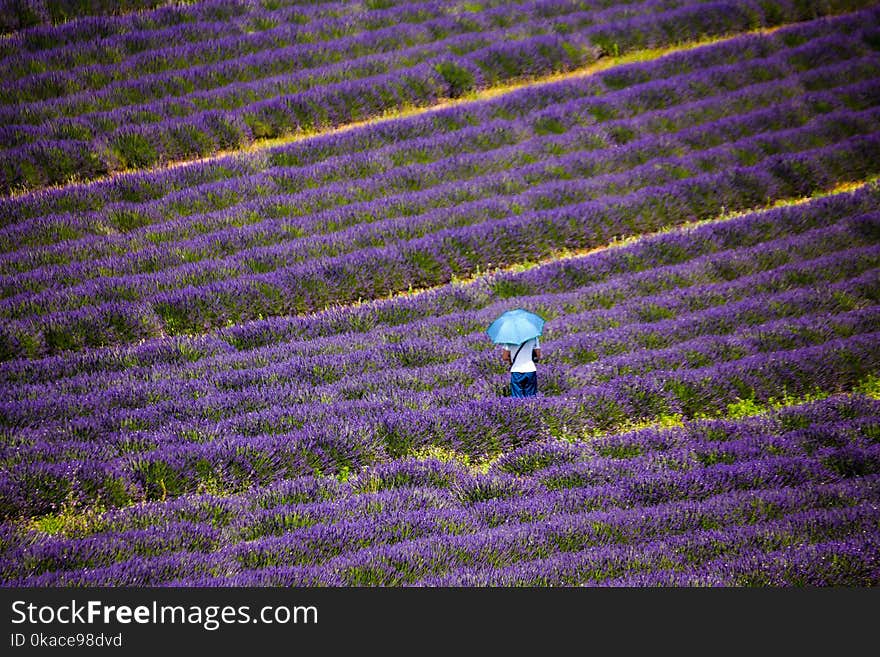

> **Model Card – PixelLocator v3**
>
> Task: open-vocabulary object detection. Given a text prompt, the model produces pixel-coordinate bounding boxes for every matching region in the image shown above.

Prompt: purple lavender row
[6,461,878,586]
[24,444,865,580]
[3,550,229,587]
[0,33,592,192]
[6,46,871,258]
[354,333,880,459]
[50,394,880,529]
[595,534,880,585]
[4,77,873,293]
[0,0,434,58]
[97,472,348,532]
[5,217,872,444]
[12,260,873,414]
[0,0,793,126]
[2,390,869,545]
[0,0,353,46]
[2,373,868,521]
[29,502,880,586]
[2,12,601,127]
[0,520,222,584]
[144,133,880,333]
[3,84,868,283]
[0,486,453,581]
[8,290,875,462]
[187,269,880,411]
[232,469,880,578]
[10,128,877,360]
[2,247,872,459]
[491,394,880,474]
[17,0,803,119]
[544,306,880,391]
[548,268,880,366]
[7,105,877,322]
[184,475,880,586]
[3,2,872,194]
[258,416,880,540]
[6,78,874,299]
[102,395,880,526]
[7,0,650,108]
[531,418,880,490]
[10,132,880,338]
[0,0,209,35]
[4,0,525,94]
[0,188,872,420]
[2,8,870,221]
[414,505,880,587]
[0,13,622,186]
[6,59,839,267]
[2,329,876,517]
[2,183,875,386]
[320,303,880,439]
[3,222,874,428]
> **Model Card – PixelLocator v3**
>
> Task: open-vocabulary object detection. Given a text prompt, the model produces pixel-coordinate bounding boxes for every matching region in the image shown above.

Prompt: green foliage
[28,494,107,538]
[635,303,676,322]
[595,442,644,459]
[693,448,737,467]
[136,461,186,500]
[491,277,535,299]
[377,423,416,459]
[822,447,880,478]
[111,131,158,169]
[244,117,276,140]
[726,396,766,419]
[43,325,80,353]
[855,373,880,398]
[155,301,194,336]
[608,124,637,144]
[435,61,476,98]
[571,347,599,364]
[591,35,620,58]
[586,102,618,122]
[108,208,151,232]
[533,116,567,135]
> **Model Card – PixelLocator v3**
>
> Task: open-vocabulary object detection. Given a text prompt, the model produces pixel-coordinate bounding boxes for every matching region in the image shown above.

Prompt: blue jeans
[510,371,537,397]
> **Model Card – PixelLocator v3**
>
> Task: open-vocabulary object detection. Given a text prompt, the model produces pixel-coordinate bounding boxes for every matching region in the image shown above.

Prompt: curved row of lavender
[4,73,879,296]
[1,183,878,523]
[2,8,880,360]
[2,182,879,582]
[1,0,687,109]
[1,0,873,192]
[4,5,878,222]
[6,14,878,245]
[1,0,551,65]
[0,0,181,33]
[2,390,877,585]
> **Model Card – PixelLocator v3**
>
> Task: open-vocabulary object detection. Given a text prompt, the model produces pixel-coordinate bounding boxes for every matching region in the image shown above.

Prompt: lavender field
[1,0,879,587]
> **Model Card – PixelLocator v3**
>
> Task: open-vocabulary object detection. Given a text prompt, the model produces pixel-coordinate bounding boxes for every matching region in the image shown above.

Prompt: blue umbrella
[486,308,545,345]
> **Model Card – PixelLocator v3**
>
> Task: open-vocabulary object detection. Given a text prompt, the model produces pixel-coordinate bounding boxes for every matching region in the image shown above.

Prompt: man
[501,336,541,398]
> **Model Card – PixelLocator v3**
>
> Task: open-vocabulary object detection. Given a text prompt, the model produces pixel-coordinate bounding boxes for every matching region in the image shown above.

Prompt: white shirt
[502,337,540,373]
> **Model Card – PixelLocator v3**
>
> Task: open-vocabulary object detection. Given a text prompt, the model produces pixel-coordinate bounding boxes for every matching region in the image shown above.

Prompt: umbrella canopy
[486,308,545,345]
